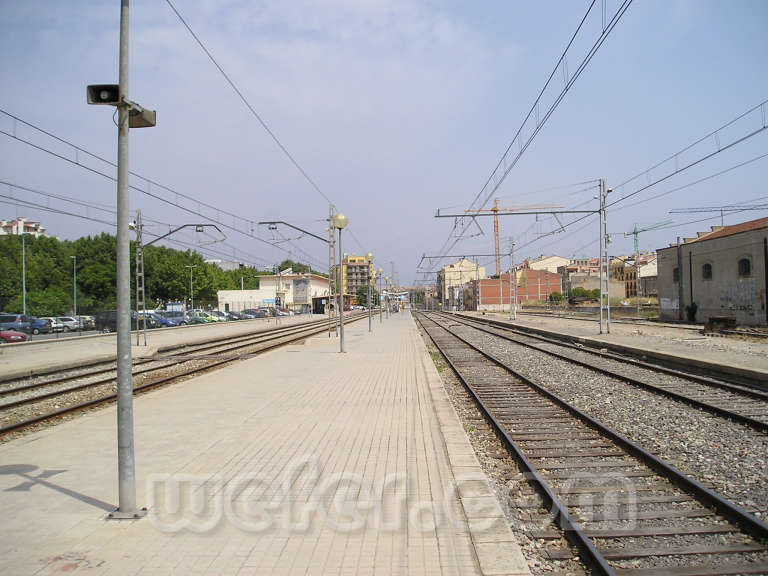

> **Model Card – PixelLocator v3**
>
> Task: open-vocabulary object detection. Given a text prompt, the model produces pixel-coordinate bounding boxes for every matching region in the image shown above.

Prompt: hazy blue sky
[1,0,767,285]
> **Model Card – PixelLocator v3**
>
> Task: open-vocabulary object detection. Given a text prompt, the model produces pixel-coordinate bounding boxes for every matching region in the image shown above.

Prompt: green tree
[356,285,379,307]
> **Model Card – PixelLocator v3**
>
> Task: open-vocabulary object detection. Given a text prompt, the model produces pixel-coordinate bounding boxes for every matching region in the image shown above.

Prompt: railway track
[437,312,768,432]
[0,314,364,437]
[416,311,768,576]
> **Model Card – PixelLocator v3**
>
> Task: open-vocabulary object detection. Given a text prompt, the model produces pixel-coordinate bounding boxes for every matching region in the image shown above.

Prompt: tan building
[341,255,373,302]
[528,255,570,274]
[657,217,768,325]
[436,258,486,309]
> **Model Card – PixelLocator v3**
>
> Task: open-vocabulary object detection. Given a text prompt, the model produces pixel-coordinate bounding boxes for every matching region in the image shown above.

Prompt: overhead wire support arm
[143,223,225,247]
[257,221,329,244]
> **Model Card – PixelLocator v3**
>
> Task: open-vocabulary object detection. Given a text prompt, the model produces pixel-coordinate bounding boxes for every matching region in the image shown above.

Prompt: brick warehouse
[468,268,562,312]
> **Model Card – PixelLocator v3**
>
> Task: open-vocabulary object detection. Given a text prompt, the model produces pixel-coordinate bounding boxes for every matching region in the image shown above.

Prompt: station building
[217,272,329,313]
[657,216,768,326]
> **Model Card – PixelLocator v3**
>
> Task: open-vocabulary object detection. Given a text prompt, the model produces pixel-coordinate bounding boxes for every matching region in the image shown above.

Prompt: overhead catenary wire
[0,178,330,269]
[163,0,334,208]
[163,0,370,257]
[426,1,633,273]
[0,112,330,265]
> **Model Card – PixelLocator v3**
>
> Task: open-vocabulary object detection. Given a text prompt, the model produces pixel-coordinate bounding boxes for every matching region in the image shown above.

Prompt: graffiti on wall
[719,279,757,315]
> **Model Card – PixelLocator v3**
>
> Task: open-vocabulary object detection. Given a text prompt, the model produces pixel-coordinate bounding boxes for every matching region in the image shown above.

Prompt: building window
[702,263,712,280]
[673,267,680,283]
[738,258,751,277]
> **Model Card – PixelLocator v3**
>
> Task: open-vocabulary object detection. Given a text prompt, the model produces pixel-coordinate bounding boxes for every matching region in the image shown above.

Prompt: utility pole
[185,265,197,310]
[22,233,26,316]
[134,210,146,346]
[115,0,139,519]
[328,204,337,337]
[599,179,611,334]
[509,239,516,320]
[71,255,77,322]
[86,0,155,520]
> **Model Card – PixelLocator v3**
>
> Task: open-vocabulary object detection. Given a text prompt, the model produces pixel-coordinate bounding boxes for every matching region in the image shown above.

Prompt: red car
[0,329,29,344]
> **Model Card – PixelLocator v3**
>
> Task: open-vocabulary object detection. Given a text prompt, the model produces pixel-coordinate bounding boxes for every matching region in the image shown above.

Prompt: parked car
[76,315,96,330]
[27,317,52,335]
[57,316,80,332]
[187,310,212,324]
[226,311,245,320]
[243,308,268,318]
[0,313,31,332]
[208,310,229,321]
[158,310,191,325]
[277,308,294,316]
[145,312,178,328]
[95,310,141,333]
[0,329,29,344]
[39,317,64,332]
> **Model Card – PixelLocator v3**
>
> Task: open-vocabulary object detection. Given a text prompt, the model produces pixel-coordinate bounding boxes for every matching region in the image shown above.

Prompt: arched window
[738,258,751,277]
[702,263,712,280]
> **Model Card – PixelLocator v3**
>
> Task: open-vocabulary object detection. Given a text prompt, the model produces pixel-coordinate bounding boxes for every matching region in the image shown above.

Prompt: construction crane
[464,198,563,276]
[624,221,672,256]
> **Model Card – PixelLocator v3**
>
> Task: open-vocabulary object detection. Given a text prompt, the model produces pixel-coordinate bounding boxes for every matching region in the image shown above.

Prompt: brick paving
[0,312,530,575]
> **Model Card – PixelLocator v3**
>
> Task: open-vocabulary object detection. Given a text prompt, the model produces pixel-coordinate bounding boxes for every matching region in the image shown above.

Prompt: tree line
[0,233,319,316]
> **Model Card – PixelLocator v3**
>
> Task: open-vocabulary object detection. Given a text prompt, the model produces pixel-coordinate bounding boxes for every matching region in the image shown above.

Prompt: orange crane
[465,199,563,276]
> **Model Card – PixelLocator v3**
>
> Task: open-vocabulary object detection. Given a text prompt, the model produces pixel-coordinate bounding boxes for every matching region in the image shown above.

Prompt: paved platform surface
[467,311,768,375]
[0,311,530,575]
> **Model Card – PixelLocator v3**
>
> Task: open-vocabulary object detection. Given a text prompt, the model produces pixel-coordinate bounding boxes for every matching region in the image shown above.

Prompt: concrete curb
[410,318,532,576]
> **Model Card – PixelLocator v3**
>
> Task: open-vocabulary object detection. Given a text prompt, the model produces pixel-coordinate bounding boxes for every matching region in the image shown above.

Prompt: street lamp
[71,255,78,328]
[385,277,390,319]
[185,265,197,310]
[377,268,384,323]
[366,252,373,333]
[332,213,348,353]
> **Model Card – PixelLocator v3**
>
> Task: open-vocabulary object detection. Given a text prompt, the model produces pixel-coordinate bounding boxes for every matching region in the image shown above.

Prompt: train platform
[0,311,531,575]
[464,311,768,379]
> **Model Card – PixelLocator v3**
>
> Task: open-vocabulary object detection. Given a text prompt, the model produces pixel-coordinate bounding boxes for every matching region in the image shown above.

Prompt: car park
[57,316,80,332]
[0,329,29,344]
[226,311,245,320]
[0,313,31,332]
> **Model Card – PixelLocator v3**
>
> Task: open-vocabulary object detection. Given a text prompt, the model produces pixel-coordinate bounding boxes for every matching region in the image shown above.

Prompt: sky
[1,0,767,286]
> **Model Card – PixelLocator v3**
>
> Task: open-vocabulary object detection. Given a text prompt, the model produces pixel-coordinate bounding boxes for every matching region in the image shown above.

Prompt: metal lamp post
[71,255,78,327]
[366,252,373,332]
[385,277,390,319]
[185,264,197,310]
[332,214,348,352]
[377,268,384,323]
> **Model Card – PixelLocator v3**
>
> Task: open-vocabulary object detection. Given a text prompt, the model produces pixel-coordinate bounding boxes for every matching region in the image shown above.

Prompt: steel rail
[441,313,768,432]
[415,312,616,576]
[0,316,351,398]
[0,314,365,436]
[460,312,768,396]
[418,311,768,547]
